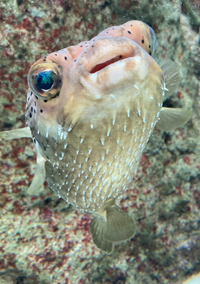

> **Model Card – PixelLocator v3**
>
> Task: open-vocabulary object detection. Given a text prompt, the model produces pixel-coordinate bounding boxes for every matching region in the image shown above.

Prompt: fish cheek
[57,109,68,127]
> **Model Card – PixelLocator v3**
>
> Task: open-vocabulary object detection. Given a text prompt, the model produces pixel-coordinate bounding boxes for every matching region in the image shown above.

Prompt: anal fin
[90,204,135,253]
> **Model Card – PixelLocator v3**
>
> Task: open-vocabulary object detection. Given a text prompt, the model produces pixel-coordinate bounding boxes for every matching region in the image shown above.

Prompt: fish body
[26,21,162,214]
[27,37,162,213]
[0,20,191,253]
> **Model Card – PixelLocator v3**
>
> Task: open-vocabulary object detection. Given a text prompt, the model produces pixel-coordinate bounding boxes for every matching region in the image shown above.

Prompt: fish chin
[80,56,143,93]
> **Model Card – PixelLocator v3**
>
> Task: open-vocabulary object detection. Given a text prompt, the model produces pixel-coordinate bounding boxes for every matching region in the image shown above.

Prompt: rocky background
[0,0,199,283]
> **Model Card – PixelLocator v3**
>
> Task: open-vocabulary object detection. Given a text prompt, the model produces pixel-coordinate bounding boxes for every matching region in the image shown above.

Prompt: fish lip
[74,37,148,101]
[90,55,124,74]
[77,36,140,75]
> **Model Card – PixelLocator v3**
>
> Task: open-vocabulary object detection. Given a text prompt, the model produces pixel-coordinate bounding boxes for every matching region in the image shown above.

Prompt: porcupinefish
[0,20,191,253]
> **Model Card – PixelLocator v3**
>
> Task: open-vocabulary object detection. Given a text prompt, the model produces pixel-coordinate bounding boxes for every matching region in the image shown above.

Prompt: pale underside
[30,86,162,214]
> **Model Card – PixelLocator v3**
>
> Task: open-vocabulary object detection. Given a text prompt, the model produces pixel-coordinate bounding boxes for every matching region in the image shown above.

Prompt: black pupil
[36,71,54,90]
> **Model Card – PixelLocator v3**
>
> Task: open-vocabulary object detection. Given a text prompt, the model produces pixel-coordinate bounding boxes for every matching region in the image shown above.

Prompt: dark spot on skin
[119,55,122,58]
[31,107,33,112]
[149,45,151,48]
[74,60,76,62]
[43,59,46,62]
[149,51,152,55]
[80,45,83,47]
[58,65,61,68]
[106,32,109,34]
[131,25,132,26]
[34,101,36,106]
[64,56,67,60]
[34,109,36,113]
[40,109,43,113]
[35,96,38,99]
[30,91,32,96]
[28,97,30,101]
[128,31,131,34]
[33,138,36,143]
[92,45,94,47]
[44,100,47,102]
[29,113,32,118]
[55,54,57,56]
[142,39,144,44]
[112,28,115,30]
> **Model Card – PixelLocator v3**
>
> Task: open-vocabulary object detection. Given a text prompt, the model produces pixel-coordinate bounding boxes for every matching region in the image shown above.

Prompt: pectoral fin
[27,142,47,195]
[90,203,135,253]
[156,107,192,132]
[153,57,180,99]
[0,127,46,194]
[160,60,180,98]
[0,127,32,140]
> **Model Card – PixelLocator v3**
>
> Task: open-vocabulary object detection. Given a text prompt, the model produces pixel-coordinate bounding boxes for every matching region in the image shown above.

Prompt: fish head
[26,35,163,140]
[97,20,157,55]
[26,42,88,136]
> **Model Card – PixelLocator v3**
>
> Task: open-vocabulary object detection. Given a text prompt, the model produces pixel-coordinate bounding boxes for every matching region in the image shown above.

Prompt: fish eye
[28,61,62,99]
[36,71,54,91]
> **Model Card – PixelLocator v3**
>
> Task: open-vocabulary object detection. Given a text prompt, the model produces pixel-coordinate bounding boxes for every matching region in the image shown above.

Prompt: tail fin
[90,204,135,253]
[90,217,113,253]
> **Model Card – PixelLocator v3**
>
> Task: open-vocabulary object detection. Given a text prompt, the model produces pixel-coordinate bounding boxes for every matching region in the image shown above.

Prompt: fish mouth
[90,55,125,74]
[80,36,139,76]
[75,36,146,99]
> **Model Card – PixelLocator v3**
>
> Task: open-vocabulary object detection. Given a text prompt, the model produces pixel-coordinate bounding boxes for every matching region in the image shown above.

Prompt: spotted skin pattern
[25,21,163,216]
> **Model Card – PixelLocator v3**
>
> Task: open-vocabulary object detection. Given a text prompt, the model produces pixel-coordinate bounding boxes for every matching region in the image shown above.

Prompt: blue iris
[36,71,54,90]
